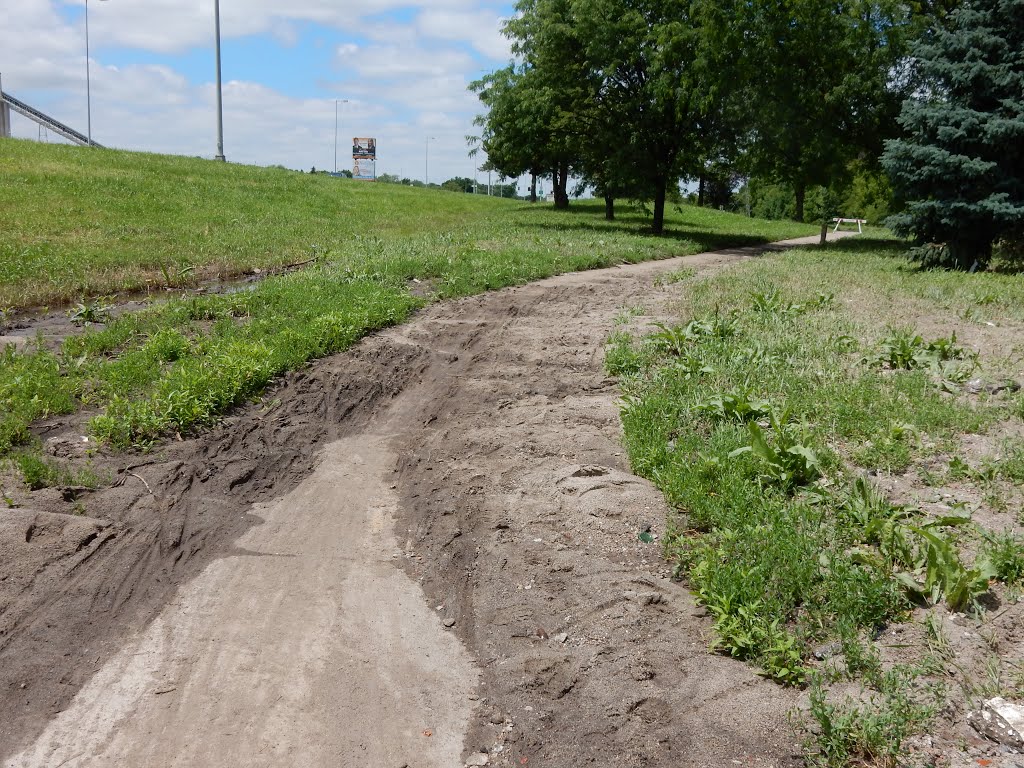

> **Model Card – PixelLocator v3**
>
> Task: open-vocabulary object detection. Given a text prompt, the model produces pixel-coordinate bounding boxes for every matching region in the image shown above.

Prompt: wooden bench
[832,217,867,234]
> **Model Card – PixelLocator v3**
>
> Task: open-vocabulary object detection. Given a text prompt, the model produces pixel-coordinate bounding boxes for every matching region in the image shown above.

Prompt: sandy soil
[1,236,843,767]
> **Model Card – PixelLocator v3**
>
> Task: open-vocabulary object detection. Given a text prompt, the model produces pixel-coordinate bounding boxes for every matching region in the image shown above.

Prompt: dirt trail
[1,235,847,767]
[7,436,476,767]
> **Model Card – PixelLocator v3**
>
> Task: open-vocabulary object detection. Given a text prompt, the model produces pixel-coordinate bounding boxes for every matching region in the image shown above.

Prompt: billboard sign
[353,137,376,180]
[352,157,376,181]
[352,137,376,160]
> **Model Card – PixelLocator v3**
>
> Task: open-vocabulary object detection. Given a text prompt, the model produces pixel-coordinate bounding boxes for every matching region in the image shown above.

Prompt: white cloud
[2,1,516,186]
[416,8,512,61]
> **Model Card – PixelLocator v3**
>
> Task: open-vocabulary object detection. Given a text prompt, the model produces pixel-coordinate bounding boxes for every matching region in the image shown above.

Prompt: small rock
[443,618,456,628]
[968,697,1024,750]
[966,378,986,394]
[465,753,490,767]
[488,710,505,725]
[813,642,843,661]
[553,632,568,644]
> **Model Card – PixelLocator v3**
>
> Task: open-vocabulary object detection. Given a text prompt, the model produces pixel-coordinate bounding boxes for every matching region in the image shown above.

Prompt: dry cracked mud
[0,236,842,767]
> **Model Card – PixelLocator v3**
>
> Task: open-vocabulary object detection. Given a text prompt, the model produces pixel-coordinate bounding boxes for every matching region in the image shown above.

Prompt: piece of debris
[465,753,490,767]
[813,642,843,661]
[571,466,609,478]
[967,697,1024,750]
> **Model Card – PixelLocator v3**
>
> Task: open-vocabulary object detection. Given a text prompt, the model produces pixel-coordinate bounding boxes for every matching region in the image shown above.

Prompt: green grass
[0,139,813,309]
[0,139,815,462]
[609,236,1024,761]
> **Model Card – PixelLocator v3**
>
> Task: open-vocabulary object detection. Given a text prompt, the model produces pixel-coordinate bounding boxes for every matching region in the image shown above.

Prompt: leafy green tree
[571,0,723,234]
[721,0,916,222]
[441,177,475,193]
[471,67,546,203]
[882,0,1024,269]
[472,0,592,210]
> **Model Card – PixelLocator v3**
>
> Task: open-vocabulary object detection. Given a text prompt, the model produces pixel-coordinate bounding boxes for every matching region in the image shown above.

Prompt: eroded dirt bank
[1,236,838,766]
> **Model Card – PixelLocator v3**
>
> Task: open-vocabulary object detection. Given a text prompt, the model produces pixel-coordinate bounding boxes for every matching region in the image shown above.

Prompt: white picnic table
[832,217,867,233]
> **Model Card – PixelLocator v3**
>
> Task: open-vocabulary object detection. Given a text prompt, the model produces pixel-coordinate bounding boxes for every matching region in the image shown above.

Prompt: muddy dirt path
[2,235,847,767]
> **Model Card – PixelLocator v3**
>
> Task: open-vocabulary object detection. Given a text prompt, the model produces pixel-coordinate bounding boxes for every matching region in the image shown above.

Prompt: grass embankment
[0,139,810,309]
[609,237,1024,765]
[0,138,814,468]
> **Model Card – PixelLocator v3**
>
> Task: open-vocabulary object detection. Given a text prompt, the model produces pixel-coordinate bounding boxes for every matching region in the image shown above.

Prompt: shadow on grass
[817,235,908,255]
[524,215,778,252]
[814,235,1024,276]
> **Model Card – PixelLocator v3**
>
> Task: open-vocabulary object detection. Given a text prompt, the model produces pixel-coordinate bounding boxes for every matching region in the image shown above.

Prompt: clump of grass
[12,452,106,491]
[981,530,1024,587]
[865,328,980,390]
[0,345,79,454]
[802,668,938,768]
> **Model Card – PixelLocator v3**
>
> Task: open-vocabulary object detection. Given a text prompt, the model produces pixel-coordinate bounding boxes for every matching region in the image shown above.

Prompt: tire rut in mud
[0,337,427,759]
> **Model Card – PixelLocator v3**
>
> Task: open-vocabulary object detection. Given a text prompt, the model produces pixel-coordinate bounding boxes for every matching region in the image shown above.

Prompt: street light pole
[334,99,348,174]
[424,136,436,186]
[213,0,225,161]
[85,0,107,147]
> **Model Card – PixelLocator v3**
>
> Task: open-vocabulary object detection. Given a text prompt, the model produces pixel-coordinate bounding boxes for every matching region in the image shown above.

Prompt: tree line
[471,0,1022,269]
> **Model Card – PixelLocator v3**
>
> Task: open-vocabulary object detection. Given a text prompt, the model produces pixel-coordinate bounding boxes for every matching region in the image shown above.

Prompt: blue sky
[2,0,517,185]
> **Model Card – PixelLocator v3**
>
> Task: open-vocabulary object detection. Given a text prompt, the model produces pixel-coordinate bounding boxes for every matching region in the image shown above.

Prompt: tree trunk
[949,238,992,271]
[697,174,706,207]
[530,173,537,203]
[820,218,829,246]
[795,184,806,223]
[604,195,615,221]
[553,162,569,210]
[652,179,667,235]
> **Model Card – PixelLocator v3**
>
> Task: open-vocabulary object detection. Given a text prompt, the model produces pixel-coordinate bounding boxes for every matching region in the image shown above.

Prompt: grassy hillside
[1,139,813,309]
[0,138,816,466]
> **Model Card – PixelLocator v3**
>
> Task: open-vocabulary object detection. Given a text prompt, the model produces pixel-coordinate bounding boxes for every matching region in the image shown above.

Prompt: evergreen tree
[882,0,1024,269]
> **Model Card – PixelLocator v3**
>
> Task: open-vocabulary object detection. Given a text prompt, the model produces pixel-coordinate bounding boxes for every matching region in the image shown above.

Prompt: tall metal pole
[214,0,225,161]
[85,0,92,146]
[333,99,347,174]
[425,136,436,185]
